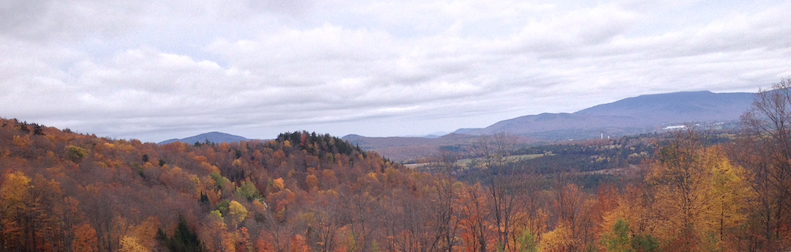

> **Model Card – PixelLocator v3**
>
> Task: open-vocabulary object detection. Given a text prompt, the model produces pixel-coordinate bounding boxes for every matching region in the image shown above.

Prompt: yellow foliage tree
[646,133,709,246]
[130,217,160,251]
[540,222,575,252]
[646,133,754,251]
[701,146,755,246]
[283,140,291,149]
[0,171,31,249]
[0,171,31,204]
[229,200,248,229]
[119,236,147,252]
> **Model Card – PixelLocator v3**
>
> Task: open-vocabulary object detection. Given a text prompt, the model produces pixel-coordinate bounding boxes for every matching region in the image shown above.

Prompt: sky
[2,0,790,143]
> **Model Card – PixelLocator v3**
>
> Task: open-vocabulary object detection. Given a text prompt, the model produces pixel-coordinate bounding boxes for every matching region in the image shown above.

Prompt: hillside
[0,118,406,251]
[158,131,248,145]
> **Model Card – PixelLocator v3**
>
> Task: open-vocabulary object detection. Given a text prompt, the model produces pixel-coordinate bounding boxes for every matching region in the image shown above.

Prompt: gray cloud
[1,0,790,142]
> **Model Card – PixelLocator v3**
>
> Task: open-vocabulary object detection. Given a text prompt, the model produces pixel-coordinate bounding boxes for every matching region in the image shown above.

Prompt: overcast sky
[2,0,790,142]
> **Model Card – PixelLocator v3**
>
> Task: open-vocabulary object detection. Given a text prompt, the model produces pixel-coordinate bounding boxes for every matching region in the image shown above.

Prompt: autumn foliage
[1,80,791,252]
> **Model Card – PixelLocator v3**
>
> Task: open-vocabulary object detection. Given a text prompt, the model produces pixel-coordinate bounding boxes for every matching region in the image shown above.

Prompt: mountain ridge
[158,131,248,145]
[346,90,755,161]
[454,90,754,138]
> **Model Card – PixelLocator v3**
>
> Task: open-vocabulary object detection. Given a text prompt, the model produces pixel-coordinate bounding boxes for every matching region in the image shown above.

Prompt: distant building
[664,125,687,131]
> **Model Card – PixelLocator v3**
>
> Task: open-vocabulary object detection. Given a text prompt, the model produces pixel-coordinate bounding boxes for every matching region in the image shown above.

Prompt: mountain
[576,91,753,123]
[158,131,248,145]
[454,91,755,139]
[345,90,755,161]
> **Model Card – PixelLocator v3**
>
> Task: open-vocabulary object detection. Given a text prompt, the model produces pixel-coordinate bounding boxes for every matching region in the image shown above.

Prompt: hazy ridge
[158,131,248,145]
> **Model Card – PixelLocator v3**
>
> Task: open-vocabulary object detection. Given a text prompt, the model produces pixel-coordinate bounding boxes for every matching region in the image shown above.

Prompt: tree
[119,236,148,252]
[235,180,262,202]
[73,223,98,252]
[540,222,575,252]
[600,219,632,252]
[457,183,490,252]
[630,234,658,252]
[204,211,232,252]
[0,171,31,250]
[307,190,344,252]
[703,146,753,244]
[739,77,791,250]
[65,145,89,163]
[553,181,596,250]
[229,200,248,229]
[516,228,538,252]
[236,227,253,252]
[645,130,754,251]
[645,130,708,249]
[426,150,461,252]
[473,133,525,251]
[157,215,203,252]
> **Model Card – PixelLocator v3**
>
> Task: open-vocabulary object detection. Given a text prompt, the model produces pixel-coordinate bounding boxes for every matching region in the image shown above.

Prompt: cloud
[0,0,149,43]
[1,0,790,142]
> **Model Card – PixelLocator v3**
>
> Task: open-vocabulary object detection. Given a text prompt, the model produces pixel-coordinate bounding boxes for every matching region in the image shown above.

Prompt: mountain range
[454,90,754,139]
[344,90,755,160]
[160,90,756,160]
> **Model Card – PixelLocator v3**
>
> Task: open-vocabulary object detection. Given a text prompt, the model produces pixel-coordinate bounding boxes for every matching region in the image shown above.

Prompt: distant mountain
[454,91,755,139]
[576,91,753,123]
[158,131,248,145]
[345,90,756,161]
[394,131,452,139]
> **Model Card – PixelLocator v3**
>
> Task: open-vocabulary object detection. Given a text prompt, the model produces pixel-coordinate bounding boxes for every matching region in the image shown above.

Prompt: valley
[0,88,783,252]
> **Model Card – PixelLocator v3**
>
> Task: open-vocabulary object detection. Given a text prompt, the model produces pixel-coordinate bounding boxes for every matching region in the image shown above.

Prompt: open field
[456,153,550,168]
[405,153,551,169]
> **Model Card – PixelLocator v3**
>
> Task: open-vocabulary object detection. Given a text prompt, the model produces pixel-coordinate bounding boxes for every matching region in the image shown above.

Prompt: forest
[2,81,791,252]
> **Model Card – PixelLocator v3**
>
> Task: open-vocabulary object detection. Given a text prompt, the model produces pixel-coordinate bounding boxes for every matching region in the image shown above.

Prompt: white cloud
[1,0,790,142]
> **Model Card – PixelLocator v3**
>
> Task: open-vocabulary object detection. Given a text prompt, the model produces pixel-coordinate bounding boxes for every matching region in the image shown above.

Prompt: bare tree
[309,192,345,252]
[473,133,525,251]
[739,77,791,250]
[471,133,517,169]
[428,151,461,251]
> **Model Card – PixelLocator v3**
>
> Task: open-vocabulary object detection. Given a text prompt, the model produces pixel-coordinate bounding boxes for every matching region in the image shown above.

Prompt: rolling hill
[158,131,248,145]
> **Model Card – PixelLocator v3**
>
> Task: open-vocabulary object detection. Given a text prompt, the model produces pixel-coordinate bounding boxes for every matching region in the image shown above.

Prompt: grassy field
[456,153,550,168]
[405,153,552,170]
